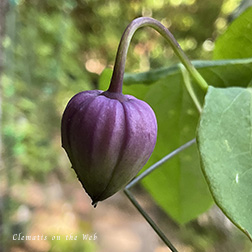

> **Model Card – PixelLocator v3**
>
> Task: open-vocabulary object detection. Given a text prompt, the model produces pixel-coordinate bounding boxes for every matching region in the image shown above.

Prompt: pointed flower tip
[92,201,98,208]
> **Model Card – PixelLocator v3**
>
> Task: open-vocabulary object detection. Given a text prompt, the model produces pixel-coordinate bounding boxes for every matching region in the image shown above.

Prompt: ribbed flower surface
[61,90,157,205]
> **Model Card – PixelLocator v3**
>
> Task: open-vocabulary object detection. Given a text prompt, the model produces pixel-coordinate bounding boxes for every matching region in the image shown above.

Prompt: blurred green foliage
[3,0,92,179]
[49,234,97,252]
[2,0,242,180]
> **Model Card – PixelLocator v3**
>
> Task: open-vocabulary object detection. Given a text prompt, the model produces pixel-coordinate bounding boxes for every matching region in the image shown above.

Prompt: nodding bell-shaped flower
[61,17,208,207]
[61,90,157,206]
[61,18,161,207]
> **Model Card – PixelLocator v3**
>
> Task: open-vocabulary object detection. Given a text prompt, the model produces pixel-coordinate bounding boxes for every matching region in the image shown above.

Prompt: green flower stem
[124,139,195,250]
[124,189,178,252]
[108,17,208,94]
[125,138,196,189]
[180,64,202,113]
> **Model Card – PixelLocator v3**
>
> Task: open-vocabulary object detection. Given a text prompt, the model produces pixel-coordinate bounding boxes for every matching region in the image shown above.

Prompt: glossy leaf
[197,86,252,240]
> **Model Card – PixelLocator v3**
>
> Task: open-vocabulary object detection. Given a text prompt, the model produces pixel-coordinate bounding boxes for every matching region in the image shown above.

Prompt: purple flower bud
[61,90,157,206]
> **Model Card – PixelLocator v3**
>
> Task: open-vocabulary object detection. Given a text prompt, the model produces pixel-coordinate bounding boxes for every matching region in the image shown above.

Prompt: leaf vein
[219,91,244,121]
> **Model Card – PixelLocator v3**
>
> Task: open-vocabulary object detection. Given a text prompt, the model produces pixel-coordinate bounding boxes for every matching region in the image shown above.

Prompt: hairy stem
[108,17,208,93]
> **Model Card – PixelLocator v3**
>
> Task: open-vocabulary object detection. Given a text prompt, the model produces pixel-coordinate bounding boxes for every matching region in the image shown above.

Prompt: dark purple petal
[61,89,157,204]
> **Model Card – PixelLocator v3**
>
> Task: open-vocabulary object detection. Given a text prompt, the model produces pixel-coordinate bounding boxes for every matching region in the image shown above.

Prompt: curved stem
[108,17,208,93]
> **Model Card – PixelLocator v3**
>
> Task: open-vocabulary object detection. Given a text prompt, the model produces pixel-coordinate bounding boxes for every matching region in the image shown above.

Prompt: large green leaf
[213,7,252,59]
[197,86,252,240]
[98,58,252,224]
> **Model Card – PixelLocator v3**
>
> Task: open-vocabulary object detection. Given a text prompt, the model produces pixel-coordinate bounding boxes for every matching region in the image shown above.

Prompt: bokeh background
[0,0,252,251]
